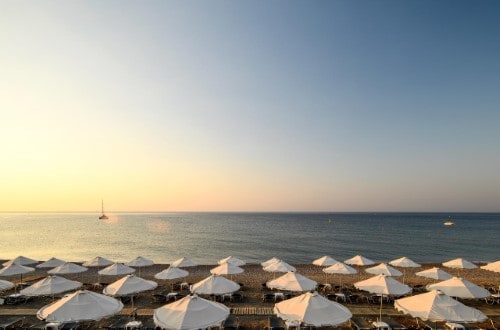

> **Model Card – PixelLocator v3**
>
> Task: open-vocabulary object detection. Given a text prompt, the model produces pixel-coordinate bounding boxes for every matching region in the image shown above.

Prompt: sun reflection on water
[147,219,171,233]
[101,214,120,224]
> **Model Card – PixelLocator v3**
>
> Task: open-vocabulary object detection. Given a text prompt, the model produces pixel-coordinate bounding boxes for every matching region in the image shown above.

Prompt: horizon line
[1,210,499,214]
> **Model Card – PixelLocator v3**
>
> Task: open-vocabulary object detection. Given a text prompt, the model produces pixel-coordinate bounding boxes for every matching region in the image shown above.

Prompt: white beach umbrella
[416,267,453,281]
[126,256,154,268]
[98,263,135,276]
[210,262,244,277]
[261,257,281,267]
[82,256,114,268]
[2,256,38,266]
[155,267,189,280]
[154,294,230,330]
[354,274,412,322]
[344,255,375,266]
[0,262,35,292]
[481,260,500,273]
[355,274,411,296]
[20,275,82,297]
[395,290,487,322]
[324,262,357,275]
[323,262,357,285]
[0,280,14,291]
[170,257,198,268]
[366,263,403,277]
[426,277,490,299]
[274,291,352,327]
[37,290,123,323]
[0,262,35,277]
[48,262,88,275]
[312,256,338,267]
[104,274,157,308]
[267,272,317,292]
[218,256,246,267]
[126,256,154,277]
[443,258,477,270]
[389,257,421,284]
[103,274,157,296]
[191,275,240,295]
[389,257,421,268]
[263,259,296,274]
[83,256,114,284]
[36,258,66,269]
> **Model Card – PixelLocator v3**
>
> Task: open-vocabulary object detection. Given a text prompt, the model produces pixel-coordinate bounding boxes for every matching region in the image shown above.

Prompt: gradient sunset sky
[1,1,499,212]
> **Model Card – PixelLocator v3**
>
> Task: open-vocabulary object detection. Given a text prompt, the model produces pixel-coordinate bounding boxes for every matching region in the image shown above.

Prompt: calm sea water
[0,213,498,265]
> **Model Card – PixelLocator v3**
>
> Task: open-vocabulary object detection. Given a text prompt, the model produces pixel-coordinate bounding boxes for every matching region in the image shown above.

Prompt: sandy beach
[1,261,499,329]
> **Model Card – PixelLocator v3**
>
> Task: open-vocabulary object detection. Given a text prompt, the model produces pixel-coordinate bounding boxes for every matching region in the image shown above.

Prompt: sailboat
[99,200,108,220]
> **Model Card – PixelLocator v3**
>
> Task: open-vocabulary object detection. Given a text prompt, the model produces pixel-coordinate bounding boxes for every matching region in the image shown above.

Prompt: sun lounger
[222,315,240,329]
[152,293,167,303]
[0,317,25,329]
[382,317,407,330]
[262,292,275,302]
[351,317,372,330]
[266,315,285,330]
[416,318,445,330]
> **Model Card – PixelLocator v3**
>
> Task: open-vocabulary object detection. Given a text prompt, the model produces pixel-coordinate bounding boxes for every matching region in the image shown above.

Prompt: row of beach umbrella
[1,254,496,330]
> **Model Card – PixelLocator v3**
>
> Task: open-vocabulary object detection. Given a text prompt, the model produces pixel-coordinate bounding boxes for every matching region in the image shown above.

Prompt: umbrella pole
[379,294,383,322]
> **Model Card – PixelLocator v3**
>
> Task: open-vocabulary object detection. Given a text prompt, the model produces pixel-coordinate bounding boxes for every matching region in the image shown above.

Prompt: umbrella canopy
[98,263,135,276]
[154,294,230,330]
[416,267,453,281]
[344,255,375,266]
[37,290,123,323]
[170,257,198,268]
[355,274,411,322]
[218,256,245,267]
[274,291,352,327]
[103,274,157,296]
[0,280,14,291]
[210,263,244,276]
[395,290,487,322]
[0,263,35,293]
[354,275,411,296]
[155,267,189,280]
[20,275,82,296]
[0,263,35,276]
[261,257,281,267]
[323,262,357,275]
[312,256,338,267]
[267,272,317,292]
[366,263,403,277]
[191,275,240,295]
[443,258,477,270]
[481,260,500,273]
[3,256,38,266]
[389,257,421,268]
[125,256,154,268]
[48,262,88,275]
[263,260,296,273]
[37,258,66,269]
[426,277,490,299]
[82,256,114,267]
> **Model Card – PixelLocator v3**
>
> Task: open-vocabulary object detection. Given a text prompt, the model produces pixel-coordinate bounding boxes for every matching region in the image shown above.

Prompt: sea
[0,212,498,265]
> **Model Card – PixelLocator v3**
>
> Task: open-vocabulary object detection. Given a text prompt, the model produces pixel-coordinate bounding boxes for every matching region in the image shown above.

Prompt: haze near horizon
[1,1,499,213]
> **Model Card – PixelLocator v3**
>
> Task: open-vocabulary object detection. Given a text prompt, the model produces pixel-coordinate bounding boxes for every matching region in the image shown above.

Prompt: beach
[1,261,499,329]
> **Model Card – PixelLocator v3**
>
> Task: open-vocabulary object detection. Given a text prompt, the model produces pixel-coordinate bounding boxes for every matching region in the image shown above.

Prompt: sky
[1,1,499,212]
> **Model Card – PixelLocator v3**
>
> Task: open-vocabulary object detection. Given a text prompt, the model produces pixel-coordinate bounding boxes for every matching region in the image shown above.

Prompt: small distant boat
[99,200,108,220]
[443,221,455,226]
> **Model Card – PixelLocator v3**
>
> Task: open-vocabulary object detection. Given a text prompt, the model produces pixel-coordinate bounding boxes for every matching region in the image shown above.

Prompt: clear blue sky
[1,1,499,212]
